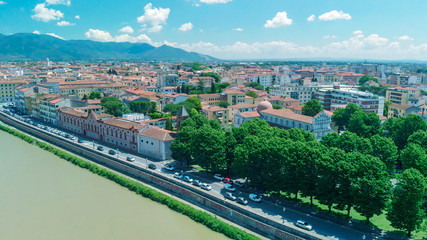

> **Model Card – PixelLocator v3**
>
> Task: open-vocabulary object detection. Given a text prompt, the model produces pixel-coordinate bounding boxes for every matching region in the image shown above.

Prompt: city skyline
[1,0,427,60]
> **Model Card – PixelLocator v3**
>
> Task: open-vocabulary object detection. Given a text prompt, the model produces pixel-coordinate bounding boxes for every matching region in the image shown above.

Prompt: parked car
[236,197,248,205]
[192,179,202,187]
[200,183,212,191]
[234,180,245,187]
[108,150,116,155]
[77,138,84,143]
[183,176,193,183]
[249,194,262,203]
[148,163,157,170]
[224,192,236,201]
[164,164,174,171]
[214,173,224,181]
[174,172,183,179]
[295,220,312,231]
[224,183,236,192]
[223,177,234,185]
[70,136,76,140]
[97,146,104,151]
[126,156,135,162]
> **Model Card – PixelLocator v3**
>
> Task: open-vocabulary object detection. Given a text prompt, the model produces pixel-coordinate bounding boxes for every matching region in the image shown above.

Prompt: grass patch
[0,123,259,240]
[191,164,207,172]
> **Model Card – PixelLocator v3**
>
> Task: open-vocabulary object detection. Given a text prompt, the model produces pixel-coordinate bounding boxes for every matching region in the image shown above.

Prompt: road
[1,103,391,240]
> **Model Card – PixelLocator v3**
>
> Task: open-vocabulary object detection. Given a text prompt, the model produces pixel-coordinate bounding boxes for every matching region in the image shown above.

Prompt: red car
[223,177,234,185]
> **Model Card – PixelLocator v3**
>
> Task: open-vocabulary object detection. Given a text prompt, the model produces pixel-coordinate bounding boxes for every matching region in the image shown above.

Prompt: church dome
[257,99,273,111]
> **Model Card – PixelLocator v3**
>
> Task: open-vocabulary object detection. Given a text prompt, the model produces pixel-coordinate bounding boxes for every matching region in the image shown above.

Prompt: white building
[137,126,176,160]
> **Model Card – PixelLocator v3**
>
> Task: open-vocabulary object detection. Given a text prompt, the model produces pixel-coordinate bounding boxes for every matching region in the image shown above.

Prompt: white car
[224,183,236,192]
[249,194,262,203]
[164,164,174,171]
[174,172,183,179]
[200,183,212,191]
[183,176,193,183]
[214,173,224,181]
[295,220,312,231]
[126,156,135,162]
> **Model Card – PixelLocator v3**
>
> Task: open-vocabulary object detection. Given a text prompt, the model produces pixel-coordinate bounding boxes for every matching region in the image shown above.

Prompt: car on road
[224,192,236,201]
[70,136,76,140]
[148,163,157,170]
[164,164,174,171]
[200,183,212,191]
[174,172,183,179]
[183,176,193,183]
[224,183,236,192]
[223,177,234,185]
[108,150,116,155]
[249,194,262,203]
[126,156,135,162]
[236,197,248,205]
[77,138,84,143]
[192,179,202,187]
[214,173,224,181]
[234,180,245,187]
[97,146,104,151]
[295,220,312,231]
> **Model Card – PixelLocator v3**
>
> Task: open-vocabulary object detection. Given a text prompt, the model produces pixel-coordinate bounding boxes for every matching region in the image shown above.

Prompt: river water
[0,130,226,240]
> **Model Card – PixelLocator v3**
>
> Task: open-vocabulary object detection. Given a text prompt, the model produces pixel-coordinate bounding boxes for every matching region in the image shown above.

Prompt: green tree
[383,100,392,117]
[186,96,202,111]
[82,94,88,100]
[189,108,199,118]
[101,97,129,117]
[407,130,427,151]
[266,86,270,94]
[165,117,173,131]
[217,101,230,108]
[400,143,427,176]
[302,99,323,117]
[347,111,381,138]
[224,130,237,175]
[335,152,359,218]
[353,154,391,224]
[358,75,378,85]
[210,81,217,93]
[245,90,258,98]
[334,131,373,155]
[382,114,427,150]
[191,124,226,172]
[201,72,221,83]
[321,132,339,148]
[88,91,101,99]
[170,125,196,166]
[272,103,283,109]
[387,168,427,237]
[331,103,363,133]
[369,135,398,172]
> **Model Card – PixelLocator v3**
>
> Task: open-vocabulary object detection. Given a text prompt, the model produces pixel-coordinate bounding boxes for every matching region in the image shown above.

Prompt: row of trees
[129,101,156,114]
[170,110,426,236]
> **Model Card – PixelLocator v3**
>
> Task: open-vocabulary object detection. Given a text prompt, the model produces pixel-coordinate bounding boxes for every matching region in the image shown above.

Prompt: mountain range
[0,33,217,62]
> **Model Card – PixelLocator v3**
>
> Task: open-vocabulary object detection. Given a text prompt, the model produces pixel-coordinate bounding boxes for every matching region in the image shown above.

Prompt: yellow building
[386,87,421,105]
[0,80,27,102]
[388,103,418,118]
[198,93,220,106]
[201,105,229,124]
[60,83,126,99]
[222,89,246,105]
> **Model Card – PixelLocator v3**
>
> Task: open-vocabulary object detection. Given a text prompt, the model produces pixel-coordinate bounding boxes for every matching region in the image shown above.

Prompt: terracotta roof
[198,93,220,99]
[286,104,303,111]
[202,106,228,112]
[229,103,257,109]
[49,98,64,104]
[239,112,261,118]
[102,118,145,130]
[138,126,176,141]
[261,108,313,124]
[390,103,414,110]
[59,107,88,118]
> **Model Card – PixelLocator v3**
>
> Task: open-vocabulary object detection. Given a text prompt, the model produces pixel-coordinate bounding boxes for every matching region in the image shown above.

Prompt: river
[0,130,227,240]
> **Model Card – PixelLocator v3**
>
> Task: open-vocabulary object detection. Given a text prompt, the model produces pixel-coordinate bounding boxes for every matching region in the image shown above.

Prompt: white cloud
[33,30,41,34]
[323,35,337,39]
[57,21,74,26]
[179,22,193,32]
[119,26,134,34]
[307,14,315,22]
[0,1,6,5]
[137,3,170,33]
[233,28,243,31]
[200,0,232,3]
[193,3,200,7]
[85,29,152,44]
[398,35,414,41]
[46,33,64,40]
[264,11,293,28]
[46,0,71,6]
[31,3,64,22]
[318,10,351,21]
[352,30,363,36]
[74,15,80,20]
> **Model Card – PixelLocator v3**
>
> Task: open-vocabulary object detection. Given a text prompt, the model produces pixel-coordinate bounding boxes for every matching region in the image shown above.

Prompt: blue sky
[1,0,427,60]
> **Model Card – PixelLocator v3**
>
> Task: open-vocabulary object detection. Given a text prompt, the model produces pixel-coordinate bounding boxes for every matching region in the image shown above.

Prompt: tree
[165,117,173,131]
[369,135,398,172]
[191,124,226,172]
[383,100,392,117]
[302,99,323,117]
[347,111,381,138]
[88,91,101,99]
[82,94,88,100]
[201,72,221,83]
[382,114,427,150]
[272,103,283,109]
[387,168,427,237]
[358,75,378,85]
[245,90,258,98]
[170,125,196,166]
[333,131,373,155]
[266,86,270,94]
[186,96,202,111]
[224,130,237,175]
[353,154,391,224]
[210,81,217,93]
[189,108,199,118]
[101,97,129,117]
[217,101,230,108]
[331,103,363,133]
[400,143,427,176]
[407,130,427,151]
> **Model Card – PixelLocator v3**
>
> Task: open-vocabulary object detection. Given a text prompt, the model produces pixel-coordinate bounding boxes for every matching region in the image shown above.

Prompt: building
[39,95,70,125]
[221,89,246,105]
[0,80,26,102]
[385,87,422,105]
[228,103,257,122]
[137,126,176,160]
[201,105,229,124]
[198,93,221,106]
[270,85,317,103]
[316,86,385,115]
[388,104,420,118]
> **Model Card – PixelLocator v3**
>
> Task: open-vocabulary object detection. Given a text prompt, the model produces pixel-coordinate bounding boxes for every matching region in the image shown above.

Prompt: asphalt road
[1,103,389,240]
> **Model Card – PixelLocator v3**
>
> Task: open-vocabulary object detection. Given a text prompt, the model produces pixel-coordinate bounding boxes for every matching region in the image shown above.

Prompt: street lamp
[117,148,119,159]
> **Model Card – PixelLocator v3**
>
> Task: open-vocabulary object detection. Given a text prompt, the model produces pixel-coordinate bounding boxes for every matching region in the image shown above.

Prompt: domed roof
[257,99,273,111]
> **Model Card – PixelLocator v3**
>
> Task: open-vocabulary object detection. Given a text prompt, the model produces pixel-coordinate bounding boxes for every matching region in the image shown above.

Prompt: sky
[1,0,427,60]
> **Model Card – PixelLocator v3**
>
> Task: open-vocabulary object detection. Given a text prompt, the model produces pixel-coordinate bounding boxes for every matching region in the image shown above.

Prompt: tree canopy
[302,99,323,117]
[101,97,131,117]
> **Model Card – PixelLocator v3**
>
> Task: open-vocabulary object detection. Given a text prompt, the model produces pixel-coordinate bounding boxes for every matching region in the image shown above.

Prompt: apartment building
[385,87,422,105]
[270,85,317,103]
[0,80,26,102]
